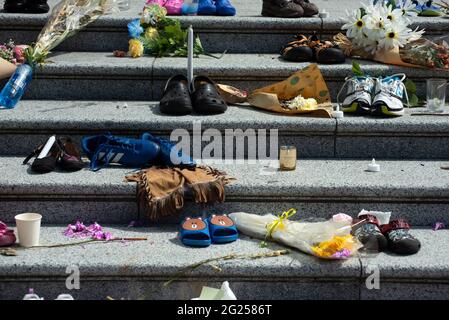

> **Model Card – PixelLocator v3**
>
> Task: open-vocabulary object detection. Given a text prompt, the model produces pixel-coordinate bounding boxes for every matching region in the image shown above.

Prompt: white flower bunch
[342,0,424,54]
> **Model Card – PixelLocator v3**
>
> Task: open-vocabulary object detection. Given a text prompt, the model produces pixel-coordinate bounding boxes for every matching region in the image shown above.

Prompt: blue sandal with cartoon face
[180,217,211,247]
[208,215,238,244]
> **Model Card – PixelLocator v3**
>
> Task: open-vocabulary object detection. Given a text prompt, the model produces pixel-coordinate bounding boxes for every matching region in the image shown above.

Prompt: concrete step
[23,52,445,100]
[1,156,449,226]
[0,225,447,300]
[1,0,448,53]
[3,101,449,160]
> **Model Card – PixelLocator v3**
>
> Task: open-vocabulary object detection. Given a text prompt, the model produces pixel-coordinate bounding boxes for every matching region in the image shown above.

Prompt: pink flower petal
[433,222,445,231]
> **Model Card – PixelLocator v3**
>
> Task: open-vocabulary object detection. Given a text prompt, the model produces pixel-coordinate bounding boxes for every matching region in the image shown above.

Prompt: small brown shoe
[308,34,346,64]
[262,0,304,18]
[294,0,319,17]
[281,34,314,62]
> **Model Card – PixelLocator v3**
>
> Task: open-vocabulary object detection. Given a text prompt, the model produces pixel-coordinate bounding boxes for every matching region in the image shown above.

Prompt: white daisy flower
[385,4,405,24]
[342,8,369,40]
[378,23,411,50]
[398,0,418,19]
[408,26,425,41]
[360,33,380,54]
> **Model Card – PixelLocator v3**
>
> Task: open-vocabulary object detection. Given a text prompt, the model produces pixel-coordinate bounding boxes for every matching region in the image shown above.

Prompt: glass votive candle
[427,78,447,113]
[279,146,297,171]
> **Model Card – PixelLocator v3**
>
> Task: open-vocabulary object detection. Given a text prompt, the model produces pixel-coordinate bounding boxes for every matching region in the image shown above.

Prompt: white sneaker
[372,74,408,116]
[339,76,376,115]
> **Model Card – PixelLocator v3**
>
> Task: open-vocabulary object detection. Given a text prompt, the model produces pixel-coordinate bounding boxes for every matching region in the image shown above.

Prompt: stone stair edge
[2,101,449,135]
[0,226,446,282]
[31,52,444,79]
[1,157,449,199]
[1,12,448,31]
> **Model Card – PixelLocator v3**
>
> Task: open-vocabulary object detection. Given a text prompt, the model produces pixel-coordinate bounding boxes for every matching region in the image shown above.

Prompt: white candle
[367,158,380,172]
[187,25,194,88]
[332,104,344,118]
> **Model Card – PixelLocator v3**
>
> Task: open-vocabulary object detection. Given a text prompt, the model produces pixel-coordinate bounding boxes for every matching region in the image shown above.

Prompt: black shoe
[294,0,319,17]
[3,0,27,13]
[308,35,346,64]
[159,74,193,115]
[262,0,304,18]
[381,219,421,255]
[281,34,314,62]
[26,0,49,13]
[191,76,228,115]
[57,137,85,172]
[353,214,388,252]
[23,137,61,174]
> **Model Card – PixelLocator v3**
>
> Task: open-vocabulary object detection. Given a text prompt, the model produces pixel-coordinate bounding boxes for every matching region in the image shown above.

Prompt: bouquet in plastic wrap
[1,0,121,109]
[126,4,204,58]
[334,0,449,70]
[25,0,122,65]
[229,209,362,260]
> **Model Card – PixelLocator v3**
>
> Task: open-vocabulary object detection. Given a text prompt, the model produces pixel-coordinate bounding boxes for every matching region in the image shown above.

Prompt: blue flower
[127,19,144,39]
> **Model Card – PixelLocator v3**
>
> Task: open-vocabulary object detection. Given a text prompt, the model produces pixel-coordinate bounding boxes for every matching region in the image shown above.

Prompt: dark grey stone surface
[17,52,440,100]
[4,102,449,160]
[0,226,448,300]
[1,0,448,53]
[2,157,449,225]
[4,48,441,100]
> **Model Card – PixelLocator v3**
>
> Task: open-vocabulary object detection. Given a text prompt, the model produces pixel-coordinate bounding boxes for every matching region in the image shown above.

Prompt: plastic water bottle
[118,0,130,11]
[0,63,34,109]
[182,0,199,15]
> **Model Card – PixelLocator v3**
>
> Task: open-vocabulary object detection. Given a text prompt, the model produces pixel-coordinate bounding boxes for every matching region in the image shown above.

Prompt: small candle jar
[279,146,297,171]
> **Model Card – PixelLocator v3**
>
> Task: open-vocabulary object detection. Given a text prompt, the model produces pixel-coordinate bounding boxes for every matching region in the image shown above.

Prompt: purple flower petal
[103,232,113,241]
[63,221,113,240]
[432,222,445,231]
[87,222,102,233]
[91,231,104,240]
[75,221,86,232]
[128,221,136,228]
[332,249,352,259]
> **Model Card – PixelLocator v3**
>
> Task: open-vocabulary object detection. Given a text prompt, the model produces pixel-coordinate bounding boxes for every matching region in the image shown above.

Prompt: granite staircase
[0,0,449,300]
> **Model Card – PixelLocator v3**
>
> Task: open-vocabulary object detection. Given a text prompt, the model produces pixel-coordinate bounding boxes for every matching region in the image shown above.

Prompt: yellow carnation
[128,39,144,58]
[145,27,159,41]
[286,95,318,110]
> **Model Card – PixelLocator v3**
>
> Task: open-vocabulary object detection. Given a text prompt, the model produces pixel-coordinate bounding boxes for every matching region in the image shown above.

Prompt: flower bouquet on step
[126,4,204,58]
[229,210,362,260]
[0,0,121,110]
[0,40,25,80]
[334,0,449,70]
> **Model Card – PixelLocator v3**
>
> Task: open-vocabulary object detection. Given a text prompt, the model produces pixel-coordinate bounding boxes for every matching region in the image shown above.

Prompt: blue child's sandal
[208,215,238,244]
[180,217,212,247]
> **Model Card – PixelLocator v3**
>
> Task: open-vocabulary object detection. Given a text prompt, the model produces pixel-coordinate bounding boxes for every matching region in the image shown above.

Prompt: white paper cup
[15,213,42,247]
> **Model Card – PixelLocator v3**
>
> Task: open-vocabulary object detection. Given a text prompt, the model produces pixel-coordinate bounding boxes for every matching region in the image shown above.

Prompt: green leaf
[408,94,420,107]
[360,7,366,17]
[352,61,364,76]
[405,79,417,94]
[260,241,269,248]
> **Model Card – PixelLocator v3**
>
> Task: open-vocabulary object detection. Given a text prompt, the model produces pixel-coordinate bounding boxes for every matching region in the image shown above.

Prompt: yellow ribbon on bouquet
[265,208,297,240]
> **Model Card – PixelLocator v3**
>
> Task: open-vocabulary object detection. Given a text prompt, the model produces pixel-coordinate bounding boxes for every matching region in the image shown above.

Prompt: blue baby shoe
[215,0,236,16]
[82,133,160,171]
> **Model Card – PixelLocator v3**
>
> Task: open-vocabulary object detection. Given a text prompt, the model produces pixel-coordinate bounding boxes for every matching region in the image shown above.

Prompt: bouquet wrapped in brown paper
[247,64,333,118]
[335,33,449,70]
[337,1,449,70]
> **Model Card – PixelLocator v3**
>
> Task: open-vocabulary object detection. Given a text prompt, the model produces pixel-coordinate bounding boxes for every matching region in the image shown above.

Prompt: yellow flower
[311,235,355,258]
[285,95,318,110]
[128,39,144,58]
[144,27,159,41]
